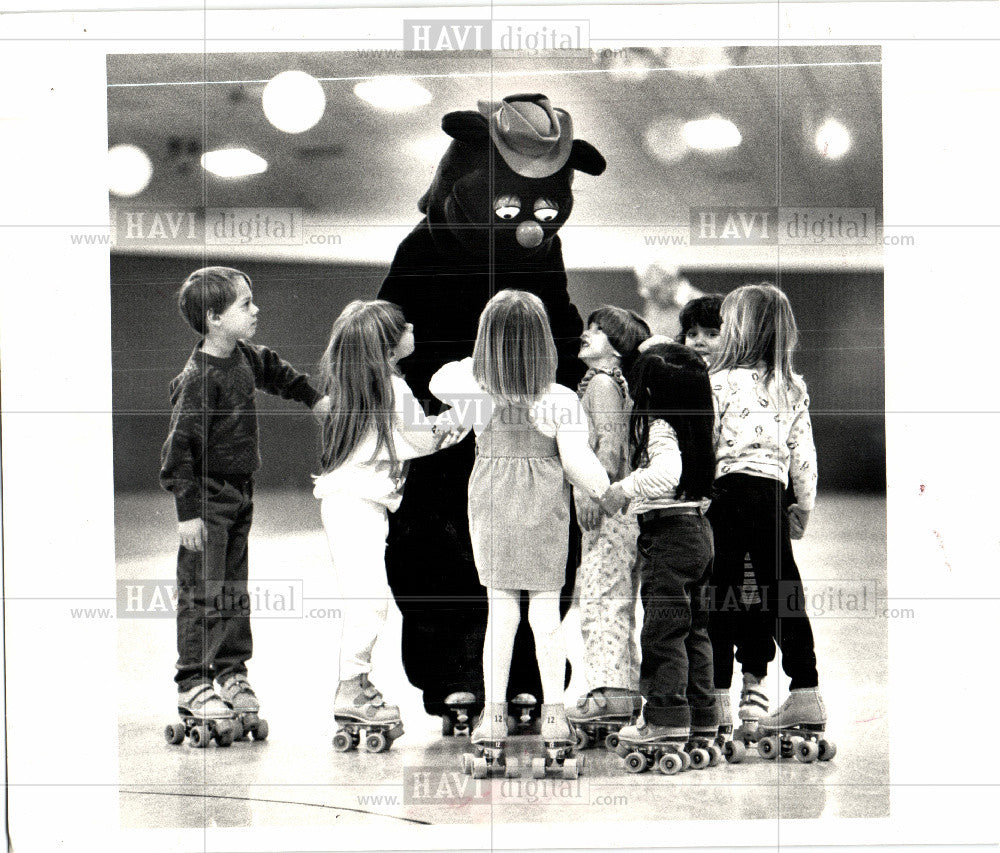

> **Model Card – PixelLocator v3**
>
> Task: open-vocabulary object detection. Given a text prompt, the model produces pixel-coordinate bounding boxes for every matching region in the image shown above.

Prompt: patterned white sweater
[711,365,818,510]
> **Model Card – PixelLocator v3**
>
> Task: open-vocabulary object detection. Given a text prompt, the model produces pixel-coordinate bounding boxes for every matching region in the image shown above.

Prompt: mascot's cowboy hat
[476,93,574,178]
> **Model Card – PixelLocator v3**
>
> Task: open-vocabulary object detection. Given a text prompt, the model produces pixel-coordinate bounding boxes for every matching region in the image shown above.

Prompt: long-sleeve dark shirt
[160,340,321,521]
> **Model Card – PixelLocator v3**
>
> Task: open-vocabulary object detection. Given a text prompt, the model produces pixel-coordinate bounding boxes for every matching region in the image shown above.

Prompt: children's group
[158,265,835,775]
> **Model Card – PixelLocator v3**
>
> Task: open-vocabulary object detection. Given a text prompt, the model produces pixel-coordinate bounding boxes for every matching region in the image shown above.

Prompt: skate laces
[221,673,256,700]
[358,675,385,706]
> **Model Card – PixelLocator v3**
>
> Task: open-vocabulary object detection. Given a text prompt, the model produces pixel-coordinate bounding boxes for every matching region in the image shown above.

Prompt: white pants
[320,495,391,681]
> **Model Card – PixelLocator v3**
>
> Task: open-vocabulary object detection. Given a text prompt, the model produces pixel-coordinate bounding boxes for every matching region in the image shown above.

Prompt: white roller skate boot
[566,687,641,752]
[737,673,769,733]
[756,687,836,763]
[332,673,403,754]
[532,702,580,779]
[166,682,239,748]
[616,722,691,775]
[216,672,269,741]
[463,702,516,778]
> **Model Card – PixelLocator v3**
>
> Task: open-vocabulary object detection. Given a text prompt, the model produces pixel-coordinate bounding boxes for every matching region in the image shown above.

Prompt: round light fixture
[815,118,851,159]
[354,77,433,111]
[262,70,326,133]
[682,116,742,151]
[108,144,153,197]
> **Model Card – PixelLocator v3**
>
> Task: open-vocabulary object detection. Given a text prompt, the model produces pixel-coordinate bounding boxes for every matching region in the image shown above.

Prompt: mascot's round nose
[515,220,544,248]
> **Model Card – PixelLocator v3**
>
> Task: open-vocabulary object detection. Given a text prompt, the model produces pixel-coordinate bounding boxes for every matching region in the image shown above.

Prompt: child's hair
[711,282,806,406]
[177,266,250,334]
[627,342,715,501]
[473,290,557,406]
[677,294,723,338]
[586,305,651,376]
[317,299,409,473]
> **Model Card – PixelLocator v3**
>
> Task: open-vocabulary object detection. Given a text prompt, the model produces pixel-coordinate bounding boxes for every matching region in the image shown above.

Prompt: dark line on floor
[120,788,432,826]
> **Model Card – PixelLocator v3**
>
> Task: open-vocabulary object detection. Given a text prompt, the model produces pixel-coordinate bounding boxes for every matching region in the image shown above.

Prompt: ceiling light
[608,51,651,82]
[354,77,432,111]
[682,117,742,151]
[201,148,268,178]
[108,144,153,197]
[262,70,326,134]
[815,118,851,159]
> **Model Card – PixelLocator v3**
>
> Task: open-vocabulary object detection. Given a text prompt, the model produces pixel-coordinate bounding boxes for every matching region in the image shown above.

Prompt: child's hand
[638,334,675,353]
[599,482,629,515]
[434,424,466,450]
[574,492,601,531]
[179,518,207,552]
[787,504,810,539]
[312,395,331,423]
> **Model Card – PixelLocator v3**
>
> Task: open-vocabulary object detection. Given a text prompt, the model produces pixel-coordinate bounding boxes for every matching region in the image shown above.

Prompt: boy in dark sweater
[160,266,326,734]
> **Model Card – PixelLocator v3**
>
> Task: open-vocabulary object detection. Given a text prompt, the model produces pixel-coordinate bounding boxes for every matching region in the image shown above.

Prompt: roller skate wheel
[531,757,547,779]
[164,723,185,745]
[818,739,837,761]
[365,731,388,753]
[657,753,683,775]
[332,731,354,752]
[689,747,711,769]
[471,757,489,779]
[188,724,210,748]
[252,718,269,741]
[442,717,455,737]
[708,744,723,766]
[759,735,779,760]
[795,739,820,763]
[605,732,620,752]
[574,728,591,750]
[561,758,579,780]
[505,757,520,778]
[724,740,747,764]
[624,751,646,774]
[678,750,691,771]
[215,725,235,747]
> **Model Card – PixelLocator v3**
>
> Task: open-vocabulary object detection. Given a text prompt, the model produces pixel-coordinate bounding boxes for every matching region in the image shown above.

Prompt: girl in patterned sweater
[707,283,829,738]
[564,306,650,742]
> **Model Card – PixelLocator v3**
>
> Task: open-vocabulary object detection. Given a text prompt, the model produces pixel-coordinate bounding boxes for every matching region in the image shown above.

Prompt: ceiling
[106,45,882,267]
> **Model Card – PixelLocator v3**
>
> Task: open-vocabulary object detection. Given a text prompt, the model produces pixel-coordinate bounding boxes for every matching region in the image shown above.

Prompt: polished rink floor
[117,490,888,828]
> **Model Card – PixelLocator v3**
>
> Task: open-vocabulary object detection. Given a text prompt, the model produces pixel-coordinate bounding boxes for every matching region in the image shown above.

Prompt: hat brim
[477,100,574,179]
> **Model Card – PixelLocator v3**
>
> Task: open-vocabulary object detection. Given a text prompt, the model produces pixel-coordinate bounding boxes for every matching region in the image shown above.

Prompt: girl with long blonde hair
[430,290,612,776]
[707,283,833,759]
[313,300,462,751]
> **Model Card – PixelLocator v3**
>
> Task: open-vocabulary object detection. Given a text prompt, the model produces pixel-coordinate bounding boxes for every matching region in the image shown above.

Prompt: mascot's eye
[533,199,559,222]
[494,195,521,220]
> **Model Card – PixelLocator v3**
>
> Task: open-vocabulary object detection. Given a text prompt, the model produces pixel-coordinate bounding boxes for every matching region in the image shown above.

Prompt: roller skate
[531,703,583,779]
[331,674,404,754]
[442,691,478,737]
[724,674,768,763]
[686,725,723,769]
[616,722,692,775]
[461,702,520,779]
[216,672,269,742]
[565,687,641,752]
[165,683,240,748]
[756,687,837,763]
[509,692,539,735]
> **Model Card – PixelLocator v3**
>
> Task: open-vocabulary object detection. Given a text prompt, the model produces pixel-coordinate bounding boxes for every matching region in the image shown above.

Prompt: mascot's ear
[569,139,607,176]
[441,110,491,147]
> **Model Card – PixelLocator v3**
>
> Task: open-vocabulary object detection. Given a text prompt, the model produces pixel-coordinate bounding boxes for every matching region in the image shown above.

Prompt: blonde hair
[472,290,557,406]
[317,300,408,473]
[711,283,806,408]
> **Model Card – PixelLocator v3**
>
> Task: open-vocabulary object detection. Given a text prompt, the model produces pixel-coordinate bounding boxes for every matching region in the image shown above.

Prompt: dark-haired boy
[160,266,327,735]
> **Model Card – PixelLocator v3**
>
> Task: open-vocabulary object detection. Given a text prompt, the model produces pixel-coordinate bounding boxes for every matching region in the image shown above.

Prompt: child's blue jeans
[635,510,717,730]
[175,477,254,691]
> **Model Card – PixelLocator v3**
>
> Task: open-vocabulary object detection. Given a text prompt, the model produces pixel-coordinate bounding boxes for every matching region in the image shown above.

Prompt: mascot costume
[378,93,606,731]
